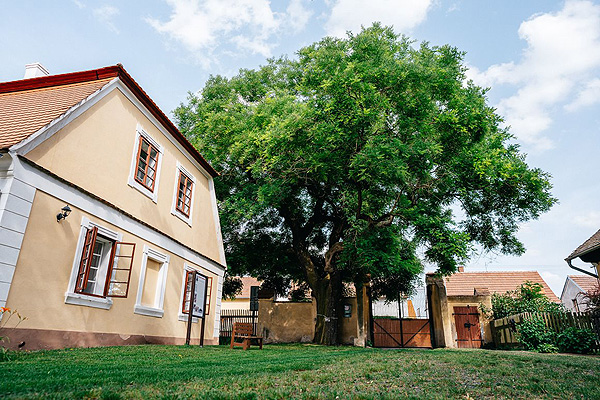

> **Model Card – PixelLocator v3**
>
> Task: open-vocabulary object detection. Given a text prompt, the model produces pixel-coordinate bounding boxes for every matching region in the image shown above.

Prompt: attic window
[135,136,159,191]
[176,170,193,217]
[128,126,163,202]
[171,162,196,226]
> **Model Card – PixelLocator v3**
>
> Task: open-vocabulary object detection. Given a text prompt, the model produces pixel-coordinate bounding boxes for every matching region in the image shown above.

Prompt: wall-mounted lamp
[56,205,72,222]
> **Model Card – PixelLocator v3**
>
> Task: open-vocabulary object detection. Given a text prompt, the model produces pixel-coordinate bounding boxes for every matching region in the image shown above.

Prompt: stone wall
[257,296,365,345]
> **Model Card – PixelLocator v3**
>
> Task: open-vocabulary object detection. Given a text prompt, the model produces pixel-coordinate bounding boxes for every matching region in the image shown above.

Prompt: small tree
[582,284,600,315]
[221,273,244,300]
[482,281,564,319]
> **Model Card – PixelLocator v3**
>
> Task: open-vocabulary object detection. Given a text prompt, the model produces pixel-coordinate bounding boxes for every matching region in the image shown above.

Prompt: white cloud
[566,78,600,111]
[573,211,600,229]
[325,0,432,37]
[147,0,313,66]
[467,1,600,152]
[540,271,564,296]
[93,5,120,34]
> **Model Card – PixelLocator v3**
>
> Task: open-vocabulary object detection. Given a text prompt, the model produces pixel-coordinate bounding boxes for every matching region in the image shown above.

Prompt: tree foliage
[482,281,564,319]
[175,24,555,344]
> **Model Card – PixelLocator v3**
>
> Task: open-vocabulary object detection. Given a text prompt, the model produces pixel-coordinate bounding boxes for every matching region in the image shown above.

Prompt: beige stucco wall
[26,89,222,264]
[4,190,218,345]
[447,296,493,345]
[221,299,251,311]
[426,275,492,348]
[561,279,591,312]
[257,297,361,344]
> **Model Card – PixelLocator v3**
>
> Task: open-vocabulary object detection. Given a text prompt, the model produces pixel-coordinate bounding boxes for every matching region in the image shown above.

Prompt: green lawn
[1,344,599,399]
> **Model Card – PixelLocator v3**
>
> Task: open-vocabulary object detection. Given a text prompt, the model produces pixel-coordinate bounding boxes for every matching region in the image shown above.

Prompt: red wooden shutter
[75,227,98,293]
[104,242,136,298]
[205,276,212,315]
[182,270,193,314]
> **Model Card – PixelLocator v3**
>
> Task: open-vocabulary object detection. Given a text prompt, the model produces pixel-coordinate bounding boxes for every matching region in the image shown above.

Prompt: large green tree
[176,24,556,345]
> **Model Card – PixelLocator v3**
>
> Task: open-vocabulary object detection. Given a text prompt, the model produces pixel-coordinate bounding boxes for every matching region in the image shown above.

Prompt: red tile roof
[566,229,600,261]
[0,79,111,149]
[444,271,560,303]
[0,65,218,177]
[569,275,600,294]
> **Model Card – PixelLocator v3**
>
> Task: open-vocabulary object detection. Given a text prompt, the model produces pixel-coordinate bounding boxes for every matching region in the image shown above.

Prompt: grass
[1,344,599,399]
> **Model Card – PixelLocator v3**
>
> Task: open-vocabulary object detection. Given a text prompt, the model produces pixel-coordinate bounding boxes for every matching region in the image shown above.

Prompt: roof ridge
[0,65,120,94]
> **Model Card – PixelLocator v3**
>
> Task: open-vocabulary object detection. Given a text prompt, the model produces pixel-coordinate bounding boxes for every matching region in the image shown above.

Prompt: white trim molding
[171,161,196,226]
[208,177,227,266]
[127,124,163,203]
[10,79,120,156]
[0,153,36,307]
[10,79,214,180]
[134,245,170,318]
[11,156,225,276]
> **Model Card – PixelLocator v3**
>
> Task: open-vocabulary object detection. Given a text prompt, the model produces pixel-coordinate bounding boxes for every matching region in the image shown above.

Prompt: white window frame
[134,245,170,318]
[171,162,196,226]
[128,124,163,203]
[65,217,122,310]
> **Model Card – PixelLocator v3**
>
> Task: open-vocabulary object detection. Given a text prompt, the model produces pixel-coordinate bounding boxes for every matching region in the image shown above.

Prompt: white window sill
[178,313,199,323]
[128,177,158,203]
[171,210,193,227]
[65,292,112,310]
[134,304,164,318]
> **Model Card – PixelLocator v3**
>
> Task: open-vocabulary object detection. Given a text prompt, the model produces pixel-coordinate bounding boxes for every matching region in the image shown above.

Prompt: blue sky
[2,0,599,295]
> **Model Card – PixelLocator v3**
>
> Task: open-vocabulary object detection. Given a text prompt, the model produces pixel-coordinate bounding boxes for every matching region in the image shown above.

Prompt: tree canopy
[175,24,556,345]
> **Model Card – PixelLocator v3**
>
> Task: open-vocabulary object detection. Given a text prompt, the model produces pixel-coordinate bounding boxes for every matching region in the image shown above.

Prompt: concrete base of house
[0,328,218,350]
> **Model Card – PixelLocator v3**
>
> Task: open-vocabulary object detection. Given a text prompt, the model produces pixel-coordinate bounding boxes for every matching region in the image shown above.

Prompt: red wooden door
[453,306,483,348]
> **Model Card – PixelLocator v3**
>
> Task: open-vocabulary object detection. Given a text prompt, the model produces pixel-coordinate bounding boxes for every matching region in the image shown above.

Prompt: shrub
[0,307,28,362]
[482,281,564,319]
[556,327,597,354]
[516,315,555,352]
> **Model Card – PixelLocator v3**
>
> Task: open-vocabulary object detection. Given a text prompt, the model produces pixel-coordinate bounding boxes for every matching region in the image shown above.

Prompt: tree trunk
[355,281,367,347]
[312,273,343,345]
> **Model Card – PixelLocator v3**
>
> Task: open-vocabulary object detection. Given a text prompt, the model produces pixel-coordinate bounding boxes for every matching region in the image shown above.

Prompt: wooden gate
[453,306,483,348]
[372,318,431,348]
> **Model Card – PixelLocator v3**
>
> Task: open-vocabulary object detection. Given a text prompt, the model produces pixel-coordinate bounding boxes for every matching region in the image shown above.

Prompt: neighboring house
[221,276,261,311]
[565,229,600,278]
[560,275,599,312]
[0,64,226,349]
[426,268,559,349]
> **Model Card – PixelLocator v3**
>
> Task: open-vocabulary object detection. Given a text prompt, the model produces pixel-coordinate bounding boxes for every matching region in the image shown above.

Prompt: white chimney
[24,63,50,79]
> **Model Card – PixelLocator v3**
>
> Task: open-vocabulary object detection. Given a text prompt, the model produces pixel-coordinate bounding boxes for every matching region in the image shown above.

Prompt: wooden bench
[230,322,263,350]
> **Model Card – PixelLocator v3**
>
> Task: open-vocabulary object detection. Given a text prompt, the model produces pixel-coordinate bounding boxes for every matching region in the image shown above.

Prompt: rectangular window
[134,246,170,318]
[182,271,212,315]
[176,170,193,217]
[74,226,136,298]
[135,136,159,192]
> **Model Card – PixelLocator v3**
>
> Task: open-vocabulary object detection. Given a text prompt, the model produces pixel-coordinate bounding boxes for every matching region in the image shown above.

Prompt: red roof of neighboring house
[569,275,600,294]
[0,65,218,177]
[444,271,560,303]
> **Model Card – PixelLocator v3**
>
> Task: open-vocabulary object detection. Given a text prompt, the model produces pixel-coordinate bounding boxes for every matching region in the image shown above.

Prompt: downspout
[565,258,598,279]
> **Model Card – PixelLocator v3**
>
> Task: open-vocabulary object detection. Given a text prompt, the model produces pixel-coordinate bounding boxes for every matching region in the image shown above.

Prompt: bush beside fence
[491,311,600,352]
